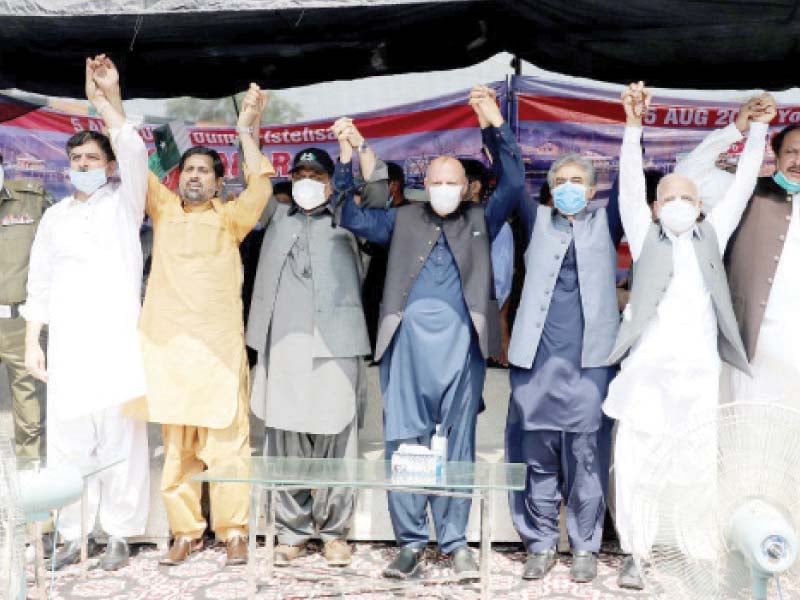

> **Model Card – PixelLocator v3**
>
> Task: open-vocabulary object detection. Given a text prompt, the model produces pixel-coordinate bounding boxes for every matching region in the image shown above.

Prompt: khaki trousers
[0,315,45,457]
[161,387,250,540]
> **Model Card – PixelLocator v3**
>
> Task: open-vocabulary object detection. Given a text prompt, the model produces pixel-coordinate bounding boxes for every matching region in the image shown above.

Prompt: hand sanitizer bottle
[431,424,447,481]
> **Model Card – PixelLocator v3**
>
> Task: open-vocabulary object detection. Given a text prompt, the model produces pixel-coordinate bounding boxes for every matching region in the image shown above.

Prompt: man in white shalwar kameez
[22,55,149,571]
[604,82,774,589]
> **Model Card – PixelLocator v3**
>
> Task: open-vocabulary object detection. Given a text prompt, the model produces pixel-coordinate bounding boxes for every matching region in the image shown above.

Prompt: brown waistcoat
[725,176,794,362]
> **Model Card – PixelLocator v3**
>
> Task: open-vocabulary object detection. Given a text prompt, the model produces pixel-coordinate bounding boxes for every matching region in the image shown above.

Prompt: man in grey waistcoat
[505,122,624,581]
[338,85,525,580]
[246,120,380,567]
[604,82,773,589]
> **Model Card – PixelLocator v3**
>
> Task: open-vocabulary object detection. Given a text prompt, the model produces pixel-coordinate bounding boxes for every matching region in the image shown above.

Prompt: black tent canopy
[0,0,798,98]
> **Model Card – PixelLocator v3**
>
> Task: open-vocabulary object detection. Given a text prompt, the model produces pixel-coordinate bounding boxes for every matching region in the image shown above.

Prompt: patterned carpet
[28,542,652,599]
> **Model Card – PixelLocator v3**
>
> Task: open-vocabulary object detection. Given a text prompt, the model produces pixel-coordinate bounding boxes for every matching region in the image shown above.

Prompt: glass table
[18,456,125,597]
[196,457,526,600]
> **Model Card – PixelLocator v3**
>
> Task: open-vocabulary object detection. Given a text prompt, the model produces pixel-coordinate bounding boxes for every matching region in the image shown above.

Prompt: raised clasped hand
[331,117,364,149]
[238,82,268,128]
[750,92,778,124]
[469,84,502,127]
[621,81,652,125]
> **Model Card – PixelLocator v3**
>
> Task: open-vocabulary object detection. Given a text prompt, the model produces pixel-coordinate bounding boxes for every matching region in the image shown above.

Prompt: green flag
[151,120,191,176]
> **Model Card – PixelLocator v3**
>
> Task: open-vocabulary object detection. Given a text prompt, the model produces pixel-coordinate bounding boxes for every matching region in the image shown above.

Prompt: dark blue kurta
[380,234,484,442]
[509,216,616,434]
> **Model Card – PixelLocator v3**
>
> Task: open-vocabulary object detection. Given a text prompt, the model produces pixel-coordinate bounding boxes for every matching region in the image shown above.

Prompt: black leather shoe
[383,546,424,579]
[522,549,556,580]
[450,545,479,582]
[570,550,597,583]
[51,538,89,571]
[99,537,130,571]
[617,555,645,589]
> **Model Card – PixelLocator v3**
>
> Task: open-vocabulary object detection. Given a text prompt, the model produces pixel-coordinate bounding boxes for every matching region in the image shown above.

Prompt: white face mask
[69,167,108,195]
[659,198,699,235]
[292,177,328,211]
[428,184,463,217]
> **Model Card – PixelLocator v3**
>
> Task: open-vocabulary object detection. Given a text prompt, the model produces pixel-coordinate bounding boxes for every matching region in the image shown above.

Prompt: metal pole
[267,488,276,581]
[80,480,89,578]
[511,54,522,76]
[479,489,493,600]
[247,485,257,600]
[33,520,45,600]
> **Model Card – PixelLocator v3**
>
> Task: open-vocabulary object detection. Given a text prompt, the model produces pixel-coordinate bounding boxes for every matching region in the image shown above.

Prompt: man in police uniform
[0,153,51,457]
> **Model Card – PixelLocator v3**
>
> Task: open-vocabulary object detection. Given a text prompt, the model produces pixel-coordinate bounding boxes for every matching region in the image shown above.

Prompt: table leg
[80,479,88,578]
[266,487,276,581]
[247,485,259,600]
[478,489,492,600]
[32,519,45,600]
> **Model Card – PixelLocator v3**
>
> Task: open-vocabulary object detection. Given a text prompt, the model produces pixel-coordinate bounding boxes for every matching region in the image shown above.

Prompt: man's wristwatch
[237,125,255,134]
[357,139,369,154]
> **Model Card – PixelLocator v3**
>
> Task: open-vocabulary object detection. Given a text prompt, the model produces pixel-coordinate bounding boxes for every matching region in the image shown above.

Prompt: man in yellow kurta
[137,85,274,566]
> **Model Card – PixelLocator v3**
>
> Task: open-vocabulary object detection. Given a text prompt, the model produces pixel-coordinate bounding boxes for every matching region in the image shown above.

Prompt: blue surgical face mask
[553,182,588,215]
[773,170,800,194]
[69,167,107,195]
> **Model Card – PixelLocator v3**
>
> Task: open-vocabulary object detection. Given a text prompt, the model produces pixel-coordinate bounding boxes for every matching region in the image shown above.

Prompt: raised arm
[484,125,537,241]
[605,174,624,248]
[469,85,526,241]
[336,157,397,245]
[333,134,397,246]
[618,81,656,261]
[330,116,388,209]
[709,95,776,251]
[237,83,269,175]
[359,158,391,209]
[333,117,397,244]
[331,116,378,181]
[88,55,148,225]
[224,83,276,241]
[673,96,766,206]
[491,222,514,307]
[86,55,124,130]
